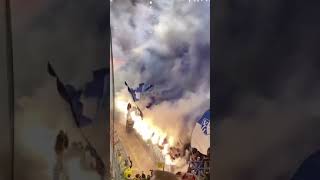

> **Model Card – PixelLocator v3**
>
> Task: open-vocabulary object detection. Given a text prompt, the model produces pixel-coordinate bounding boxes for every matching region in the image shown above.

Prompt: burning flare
[115,99,178,165]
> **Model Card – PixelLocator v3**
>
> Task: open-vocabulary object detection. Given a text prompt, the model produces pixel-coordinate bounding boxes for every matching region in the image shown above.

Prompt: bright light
[151,133,159,144]
[115,99,179,166]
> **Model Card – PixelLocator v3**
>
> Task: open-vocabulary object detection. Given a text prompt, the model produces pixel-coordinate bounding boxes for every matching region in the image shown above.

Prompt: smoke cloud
[111,0,210,145]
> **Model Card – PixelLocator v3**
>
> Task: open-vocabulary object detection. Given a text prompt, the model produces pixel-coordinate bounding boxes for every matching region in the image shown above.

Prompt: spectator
[55,130,68,155]
[124,158,133,169]
[134,174,141,180]
[126,174,132,180]
[54,130,70,180]
[141,173,147,180]
[204,170,210,180]
[128,156,133,168]
[123,166,133,179]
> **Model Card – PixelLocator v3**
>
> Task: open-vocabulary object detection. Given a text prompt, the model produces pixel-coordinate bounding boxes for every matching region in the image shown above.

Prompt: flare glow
[115,99,178,165]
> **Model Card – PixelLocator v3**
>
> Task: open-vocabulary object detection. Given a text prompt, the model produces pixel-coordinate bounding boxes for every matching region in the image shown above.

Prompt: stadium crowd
[117,146,210,180]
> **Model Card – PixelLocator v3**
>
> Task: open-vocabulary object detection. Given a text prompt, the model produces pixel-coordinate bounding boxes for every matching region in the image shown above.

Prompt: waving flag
[136,83,153,94]
[47,62,57,77]
[124,81,153,102]
[291,150,320,180]
[83,68,107,98]
[191,110,210,155]
[47,62,92,127]
[83,68,108,119]
[125,81,139,102]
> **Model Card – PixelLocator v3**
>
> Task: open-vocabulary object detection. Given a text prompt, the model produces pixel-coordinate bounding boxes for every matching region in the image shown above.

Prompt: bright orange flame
[115,99,178,166]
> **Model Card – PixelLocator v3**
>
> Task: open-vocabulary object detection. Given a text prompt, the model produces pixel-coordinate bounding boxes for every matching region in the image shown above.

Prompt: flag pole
[5,0,15,179]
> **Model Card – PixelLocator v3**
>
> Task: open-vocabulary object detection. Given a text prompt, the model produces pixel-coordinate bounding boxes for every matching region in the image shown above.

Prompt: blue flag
[291,151,320,180]
[48,62,92,128]
[191,110,210,155]
[83,68,107,98]
[125,81,139,102]
[136,83,153,93]
[83,68,108,123]
[197,110,210,135]
[124,81,153,102]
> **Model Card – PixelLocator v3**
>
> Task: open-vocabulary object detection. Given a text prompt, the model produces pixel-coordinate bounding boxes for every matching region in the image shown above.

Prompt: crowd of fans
[185,147,210,180]
[116,146,210,180]
[117,151,154,180]
[126,170,153,180]
[114,126,210,180]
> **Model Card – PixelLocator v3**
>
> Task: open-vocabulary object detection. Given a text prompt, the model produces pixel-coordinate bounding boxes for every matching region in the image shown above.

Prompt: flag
[48,62,93,128]
[124,81,153,102]
[135,83,153,101]
[85,142,106,176]
[47,62,57,77]
[70,97,92,127]
[191,110,210,155]
[136,83,153,93]
[291,150,320,180]
[124,81,139,102]
[83,68,108,120]
[63,84,92,128]
[83,68,107,98]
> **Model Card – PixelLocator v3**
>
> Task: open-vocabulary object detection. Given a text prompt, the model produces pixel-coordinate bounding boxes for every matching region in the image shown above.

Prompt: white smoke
[15,81,103,180]
[111,0,210,146]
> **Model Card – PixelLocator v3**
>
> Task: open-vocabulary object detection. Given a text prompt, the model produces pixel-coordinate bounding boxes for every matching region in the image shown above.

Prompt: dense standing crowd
[117,152,154,180]
[174,147,210,180]
[118,147,210,180]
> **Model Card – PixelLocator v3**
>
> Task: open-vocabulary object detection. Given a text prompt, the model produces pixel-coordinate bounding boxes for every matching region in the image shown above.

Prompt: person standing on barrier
[54,130,69,180]
[124,156,133,168]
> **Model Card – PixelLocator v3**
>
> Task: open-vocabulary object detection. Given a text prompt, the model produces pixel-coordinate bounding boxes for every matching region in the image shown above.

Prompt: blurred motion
[3,0,108,180]
[110,0,210,179]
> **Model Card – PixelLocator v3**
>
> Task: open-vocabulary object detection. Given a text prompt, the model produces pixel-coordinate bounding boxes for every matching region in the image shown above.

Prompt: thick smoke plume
[111,0,210,145]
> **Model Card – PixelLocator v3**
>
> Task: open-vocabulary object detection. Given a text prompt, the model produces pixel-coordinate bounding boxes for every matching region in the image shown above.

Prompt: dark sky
[213,0,320,180]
